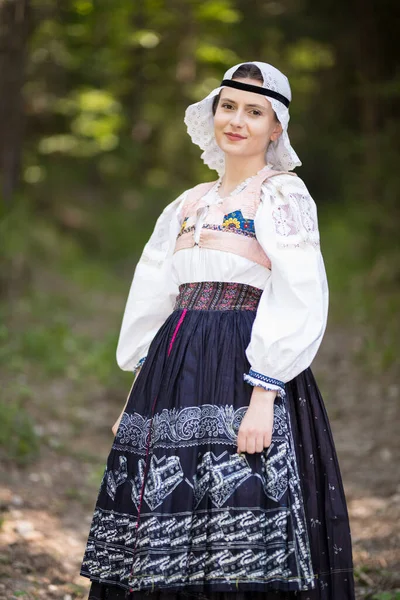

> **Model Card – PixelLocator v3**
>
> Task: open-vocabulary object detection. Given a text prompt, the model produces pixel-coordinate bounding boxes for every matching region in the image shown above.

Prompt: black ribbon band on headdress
[220,79,290,108]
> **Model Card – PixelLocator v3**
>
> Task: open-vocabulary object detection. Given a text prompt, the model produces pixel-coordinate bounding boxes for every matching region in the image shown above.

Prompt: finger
[246,435,256,454]
[263,434,271,448]
[255,435,264,453]
[237,431,246,453]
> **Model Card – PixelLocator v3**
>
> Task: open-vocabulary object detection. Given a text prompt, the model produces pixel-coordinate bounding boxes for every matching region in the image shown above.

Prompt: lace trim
[243,371,286,399]
[263,178,321,249]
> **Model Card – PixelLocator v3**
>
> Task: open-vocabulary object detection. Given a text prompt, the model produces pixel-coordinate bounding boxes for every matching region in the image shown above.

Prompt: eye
[250,110,262,116]
[221,103,233,109]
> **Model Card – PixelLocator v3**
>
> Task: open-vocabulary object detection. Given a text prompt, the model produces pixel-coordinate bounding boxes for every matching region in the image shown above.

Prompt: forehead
[220,84,271,110]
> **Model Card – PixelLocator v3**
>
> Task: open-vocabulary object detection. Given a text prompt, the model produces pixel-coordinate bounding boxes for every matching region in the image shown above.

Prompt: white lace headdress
[184,61,301,176]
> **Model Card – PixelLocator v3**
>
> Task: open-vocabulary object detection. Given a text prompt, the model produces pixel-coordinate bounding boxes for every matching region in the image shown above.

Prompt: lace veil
[184,61,301,176]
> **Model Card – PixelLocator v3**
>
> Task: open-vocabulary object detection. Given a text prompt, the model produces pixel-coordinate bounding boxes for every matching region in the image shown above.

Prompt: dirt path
[1,321,399,600]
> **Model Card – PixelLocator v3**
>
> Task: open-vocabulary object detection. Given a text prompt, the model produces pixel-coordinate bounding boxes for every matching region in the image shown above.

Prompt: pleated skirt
[80,281,355,600]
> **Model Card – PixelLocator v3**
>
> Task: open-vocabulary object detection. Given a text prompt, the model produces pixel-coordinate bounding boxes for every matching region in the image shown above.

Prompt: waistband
[173,281,263,311]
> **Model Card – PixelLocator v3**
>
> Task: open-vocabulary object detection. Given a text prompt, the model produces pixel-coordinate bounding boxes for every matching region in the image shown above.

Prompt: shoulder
[184,180,218,205]
[259,173,320,247]
[260,172,317,215]
[189,180,218,194]
[261,172,312,199]
[157,179,217,224]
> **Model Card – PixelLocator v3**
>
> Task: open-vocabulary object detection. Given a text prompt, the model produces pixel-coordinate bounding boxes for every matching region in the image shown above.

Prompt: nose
[230,109,245,127]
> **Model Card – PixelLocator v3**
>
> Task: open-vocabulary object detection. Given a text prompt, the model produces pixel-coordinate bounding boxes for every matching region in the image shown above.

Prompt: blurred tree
[0,0,32,203]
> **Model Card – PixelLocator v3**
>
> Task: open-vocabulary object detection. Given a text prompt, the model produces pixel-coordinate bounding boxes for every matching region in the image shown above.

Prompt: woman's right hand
[112,367,142,436]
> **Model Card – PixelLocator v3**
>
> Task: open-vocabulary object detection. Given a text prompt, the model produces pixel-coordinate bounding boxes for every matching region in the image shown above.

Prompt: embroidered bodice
[174,167,297,269]
[115,168,329,397]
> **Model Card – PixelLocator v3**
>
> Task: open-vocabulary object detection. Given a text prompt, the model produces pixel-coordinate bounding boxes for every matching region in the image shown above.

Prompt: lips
[225,132,246,140]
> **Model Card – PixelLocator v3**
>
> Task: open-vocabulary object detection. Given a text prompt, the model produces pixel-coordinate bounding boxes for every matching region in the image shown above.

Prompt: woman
[80,61,356,600]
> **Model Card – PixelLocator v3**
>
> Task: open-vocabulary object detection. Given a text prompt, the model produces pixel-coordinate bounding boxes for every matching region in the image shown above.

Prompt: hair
[211,63,279,121]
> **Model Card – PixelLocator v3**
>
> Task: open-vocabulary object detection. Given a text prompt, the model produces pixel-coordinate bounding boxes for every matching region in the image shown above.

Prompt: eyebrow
[220,97,267,110]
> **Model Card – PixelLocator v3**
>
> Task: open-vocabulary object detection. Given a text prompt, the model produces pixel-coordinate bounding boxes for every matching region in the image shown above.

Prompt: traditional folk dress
[80,164,356,600]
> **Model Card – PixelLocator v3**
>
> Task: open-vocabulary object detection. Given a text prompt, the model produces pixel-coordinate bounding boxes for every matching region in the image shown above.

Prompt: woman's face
[213,78,283,161]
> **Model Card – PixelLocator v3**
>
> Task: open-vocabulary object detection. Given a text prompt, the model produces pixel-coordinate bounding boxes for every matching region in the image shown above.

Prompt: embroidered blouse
[116,166,329,398]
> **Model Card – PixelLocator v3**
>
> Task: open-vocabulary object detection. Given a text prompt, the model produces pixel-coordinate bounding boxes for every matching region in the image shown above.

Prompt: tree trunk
[0,0,32,204]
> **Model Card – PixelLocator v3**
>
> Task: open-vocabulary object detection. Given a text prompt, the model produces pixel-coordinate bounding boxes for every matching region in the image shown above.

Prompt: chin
[218,141,247,156]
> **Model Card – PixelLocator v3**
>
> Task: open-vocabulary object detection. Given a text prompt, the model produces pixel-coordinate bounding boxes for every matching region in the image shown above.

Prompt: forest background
[0,1,399,599]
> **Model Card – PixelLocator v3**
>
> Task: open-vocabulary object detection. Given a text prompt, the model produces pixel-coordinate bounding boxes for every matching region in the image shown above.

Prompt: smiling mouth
[225,133,247,140]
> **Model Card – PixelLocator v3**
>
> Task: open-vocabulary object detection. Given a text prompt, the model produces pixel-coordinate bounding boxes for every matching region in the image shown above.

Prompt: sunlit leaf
[287,38,335,71]
[74,0,93,16]
[196,45,238,65]
[129,30,161,48]
[196,1,241,23]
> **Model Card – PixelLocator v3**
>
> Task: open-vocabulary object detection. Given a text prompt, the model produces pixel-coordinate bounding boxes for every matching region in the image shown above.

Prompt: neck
[220,155,269,195]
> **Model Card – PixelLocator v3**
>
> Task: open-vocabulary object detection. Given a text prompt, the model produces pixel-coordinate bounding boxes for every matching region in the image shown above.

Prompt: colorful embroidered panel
[222,210,255,235]
[177,210,255,241]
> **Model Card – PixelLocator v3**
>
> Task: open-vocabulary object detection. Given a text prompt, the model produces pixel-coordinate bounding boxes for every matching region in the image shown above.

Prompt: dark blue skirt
[80,281,355,600]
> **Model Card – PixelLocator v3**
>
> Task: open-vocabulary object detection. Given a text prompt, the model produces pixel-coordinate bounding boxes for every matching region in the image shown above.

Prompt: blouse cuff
[133,356,146,375]
[243,370,286,398]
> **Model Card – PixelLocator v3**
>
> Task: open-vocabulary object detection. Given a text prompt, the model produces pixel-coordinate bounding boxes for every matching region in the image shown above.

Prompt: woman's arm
[243,173,329,397]
[116,189,189,372]
[238,174,328,454]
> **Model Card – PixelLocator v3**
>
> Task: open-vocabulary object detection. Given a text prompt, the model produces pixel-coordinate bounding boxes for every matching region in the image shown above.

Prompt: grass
[0,399,41,466]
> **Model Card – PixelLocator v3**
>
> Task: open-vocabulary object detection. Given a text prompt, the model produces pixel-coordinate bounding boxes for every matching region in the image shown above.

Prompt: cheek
[251,121,272,144]
[213,112,226,131]
[213,115,229,140]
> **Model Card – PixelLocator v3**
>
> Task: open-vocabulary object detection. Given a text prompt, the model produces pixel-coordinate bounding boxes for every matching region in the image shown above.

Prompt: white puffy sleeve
[116,189,189,372]
[243,174,329,398]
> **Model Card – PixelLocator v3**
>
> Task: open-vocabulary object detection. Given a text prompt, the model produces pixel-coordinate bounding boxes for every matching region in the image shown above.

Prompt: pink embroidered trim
[168,308,187,356]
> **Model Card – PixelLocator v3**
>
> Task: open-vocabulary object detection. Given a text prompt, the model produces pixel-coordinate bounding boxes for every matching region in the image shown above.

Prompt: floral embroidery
[223,216,241,229]
[176,218,194,239]
[222,210,255,234]
[268,183,320,249]
[177,210,256,242]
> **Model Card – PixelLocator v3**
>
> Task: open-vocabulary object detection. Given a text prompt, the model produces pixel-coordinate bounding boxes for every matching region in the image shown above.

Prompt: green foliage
[0,399,40,466]
[287,38,335,71]
[320,199,400,374]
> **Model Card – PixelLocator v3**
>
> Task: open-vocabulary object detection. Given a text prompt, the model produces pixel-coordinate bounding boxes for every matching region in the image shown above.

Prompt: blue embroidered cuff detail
[247,370,285,390]
[243,371,286,398]
[133,356,146,374]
